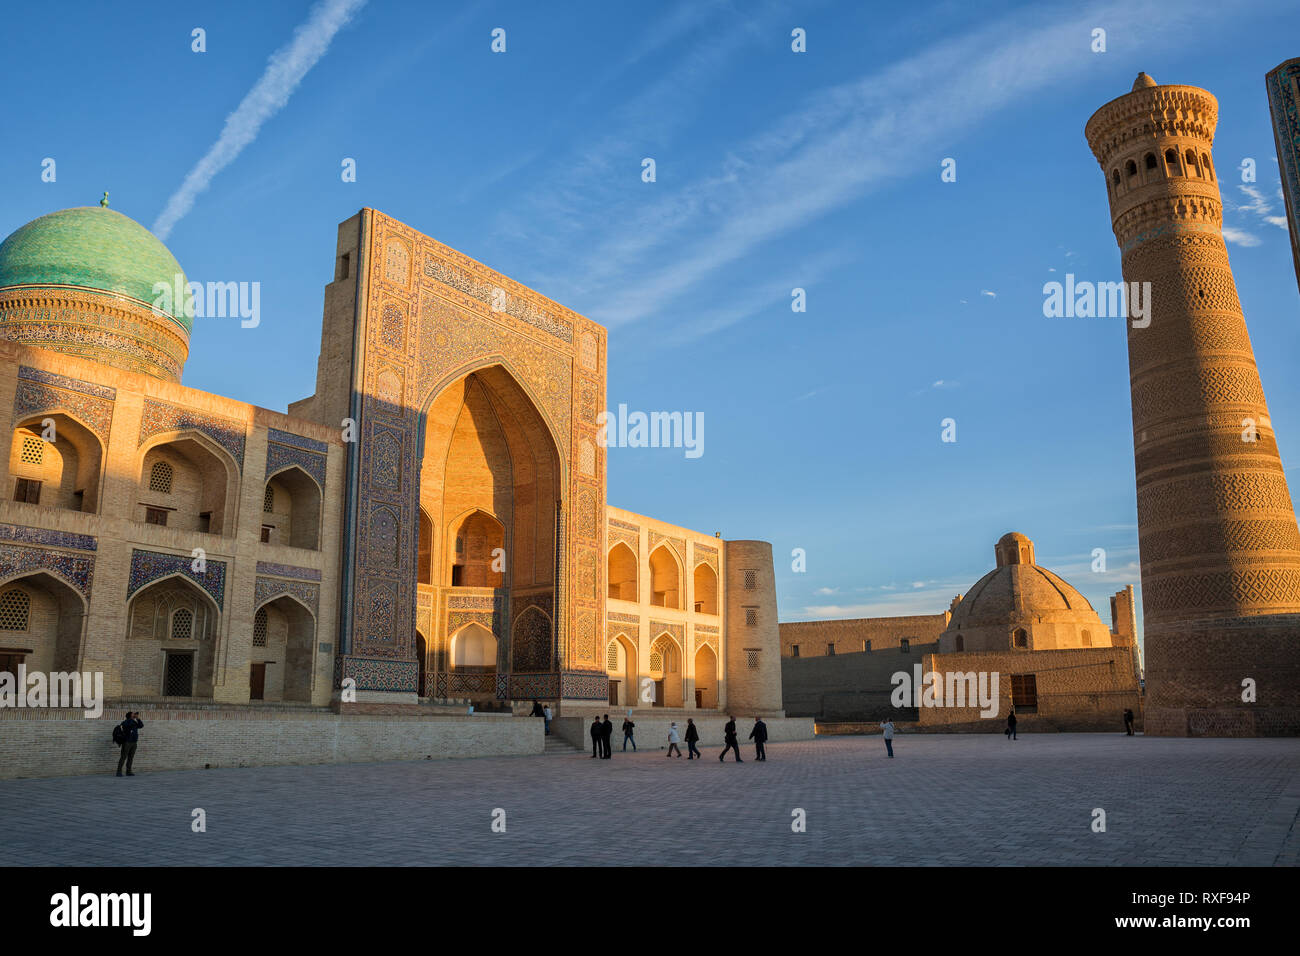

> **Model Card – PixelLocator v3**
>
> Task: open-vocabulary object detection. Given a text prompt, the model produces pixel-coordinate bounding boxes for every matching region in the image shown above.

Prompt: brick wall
[0,707,541,779]
[780,614,949,658]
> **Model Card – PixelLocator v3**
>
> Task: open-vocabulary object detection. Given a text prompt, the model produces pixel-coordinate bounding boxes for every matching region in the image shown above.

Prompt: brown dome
[948,563,1097,630]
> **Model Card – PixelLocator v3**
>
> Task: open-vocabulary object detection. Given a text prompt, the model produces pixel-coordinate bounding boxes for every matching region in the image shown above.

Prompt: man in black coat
[590,716,602,757]
[600,714,614,758]
[115,711,144,777]
[719,714,743,762]
[749,717,768,761]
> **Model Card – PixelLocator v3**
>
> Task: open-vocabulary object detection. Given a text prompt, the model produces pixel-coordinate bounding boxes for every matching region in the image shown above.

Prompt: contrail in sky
[153,0,367,239]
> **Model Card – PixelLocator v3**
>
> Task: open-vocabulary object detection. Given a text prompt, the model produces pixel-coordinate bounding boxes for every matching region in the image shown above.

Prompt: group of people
[587,713,769,761]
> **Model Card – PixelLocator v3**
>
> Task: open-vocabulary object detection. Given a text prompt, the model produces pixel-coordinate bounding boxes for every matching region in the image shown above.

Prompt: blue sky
[4,0,1300,648]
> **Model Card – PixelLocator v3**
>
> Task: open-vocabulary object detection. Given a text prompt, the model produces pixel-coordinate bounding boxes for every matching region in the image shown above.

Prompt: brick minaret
[1086,74,1300,736]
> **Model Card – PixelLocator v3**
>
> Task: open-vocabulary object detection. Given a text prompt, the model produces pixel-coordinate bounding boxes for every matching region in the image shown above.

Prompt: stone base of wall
[549,714,814,751]
[0,706,542,780]
[1145,616,1300,737]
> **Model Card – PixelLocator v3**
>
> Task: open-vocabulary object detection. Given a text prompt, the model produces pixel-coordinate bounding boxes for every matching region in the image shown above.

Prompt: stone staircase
[542,734,584,756]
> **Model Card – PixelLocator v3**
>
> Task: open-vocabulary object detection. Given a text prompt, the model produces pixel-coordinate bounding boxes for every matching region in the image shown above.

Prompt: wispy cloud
[980,289,997,298]
[153,0,366,239]
[1222,226,1263,247]
[517,0,1241,340]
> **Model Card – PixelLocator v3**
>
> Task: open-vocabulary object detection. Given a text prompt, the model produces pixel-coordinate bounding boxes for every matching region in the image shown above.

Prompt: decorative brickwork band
[0,544,93,599]
[127,548,226,607]
[139,398,246,472]
[266,428,327,488]
[0,522,96,552]
[14,365,116,445]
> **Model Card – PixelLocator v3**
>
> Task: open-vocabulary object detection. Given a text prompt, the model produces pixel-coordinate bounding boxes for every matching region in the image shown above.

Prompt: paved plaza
[2,733,1297,866]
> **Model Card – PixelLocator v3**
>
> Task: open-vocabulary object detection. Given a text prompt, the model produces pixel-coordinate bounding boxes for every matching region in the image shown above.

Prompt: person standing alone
[114,711,144,777]
[1006,711,1017,741]
[879,718,895,758]
[1123,708,1135,736]
[622,715,637,751]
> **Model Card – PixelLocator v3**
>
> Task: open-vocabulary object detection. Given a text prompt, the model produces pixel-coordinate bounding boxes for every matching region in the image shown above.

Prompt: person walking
[622,716,637,751]
[543,704,553,736]
[749,717,768,761]
[1006,710,1018,741]
[667,722,683,757]
[879,719,895,757]
[685,718,701,759]
[1123,708,1135,736]
[114,711,144,777]
[590,715,602,757]
[719,715,743,762]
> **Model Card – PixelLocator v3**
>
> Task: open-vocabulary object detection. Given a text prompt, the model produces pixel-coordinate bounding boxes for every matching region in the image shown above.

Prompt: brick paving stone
[0,734,1296,866]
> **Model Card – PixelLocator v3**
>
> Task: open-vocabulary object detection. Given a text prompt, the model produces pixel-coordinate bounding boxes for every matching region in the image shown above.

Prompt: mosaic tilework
[447,609,503,634]
[127,549,226,607]
[509,672,560,700]
[254,576,320,615]
[423,257,573,344]
[139,399,246,471]
[17,365,116,400]
[511,605,552,672]
[561,670,610,700]
[14,366,116,444]
[267,428,328,454]
[609,519,639,532]
[265,430,327,488]
[651,621,685,644]
[0,289,188,382]
[0,544,93,599]
[0,522,96,552]
[254,561,321,581]
[336,656,418,692]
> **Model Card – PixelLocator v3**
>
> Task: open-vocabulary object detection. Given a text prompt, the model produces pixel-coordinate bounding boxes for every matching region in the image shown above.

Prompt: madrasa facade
[0,204,784,718]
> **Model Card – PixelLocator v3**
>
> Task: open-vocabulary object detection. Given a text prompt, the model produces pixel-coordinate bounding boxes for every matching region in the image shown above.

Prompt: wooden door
[250,663,266,701]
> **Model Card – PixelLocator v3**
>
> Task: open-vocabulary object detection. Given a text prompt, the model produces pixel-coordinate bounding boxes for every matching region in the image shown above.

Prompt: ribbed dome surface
[0,206,191,333]
[948,563,1096,629]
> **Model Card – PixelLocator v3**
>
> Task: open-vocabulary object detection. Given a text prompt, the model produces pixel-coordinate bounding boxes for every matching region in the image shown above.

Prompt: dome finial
[1132,72,1157,90]
[99,191,110,208]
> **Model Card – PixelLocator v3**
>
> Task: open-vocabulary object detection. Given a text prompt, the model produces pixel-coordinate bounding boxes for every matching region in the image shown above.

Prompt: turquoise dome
[0,206,191,334]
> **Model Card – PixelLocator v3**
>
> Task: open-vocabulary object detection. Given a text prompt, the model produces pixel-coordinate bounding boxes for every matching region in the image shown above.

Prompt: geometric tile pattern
[0,522,96,552]
[0,543,94,599]
[127,548,227,607]
[139,398,246,472]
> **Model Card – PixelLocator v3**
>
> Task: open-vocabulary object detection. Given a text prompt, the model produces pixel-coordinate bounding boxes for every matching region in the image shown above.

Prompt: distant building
[1267,58,1300,296]
[779,533,1142,731]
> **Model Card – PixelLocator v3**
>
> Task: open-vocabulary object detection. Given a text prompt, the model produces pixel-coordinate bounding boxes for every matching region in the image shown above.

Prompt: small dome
[0,206,191,331]
[1132,72,1157,90]
[995,531,1035,567]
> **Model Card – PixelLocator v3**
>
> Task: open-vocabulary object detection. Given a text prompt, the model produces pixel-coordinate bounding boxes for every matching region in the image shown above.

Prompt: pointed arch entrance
[417,363,563,705]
